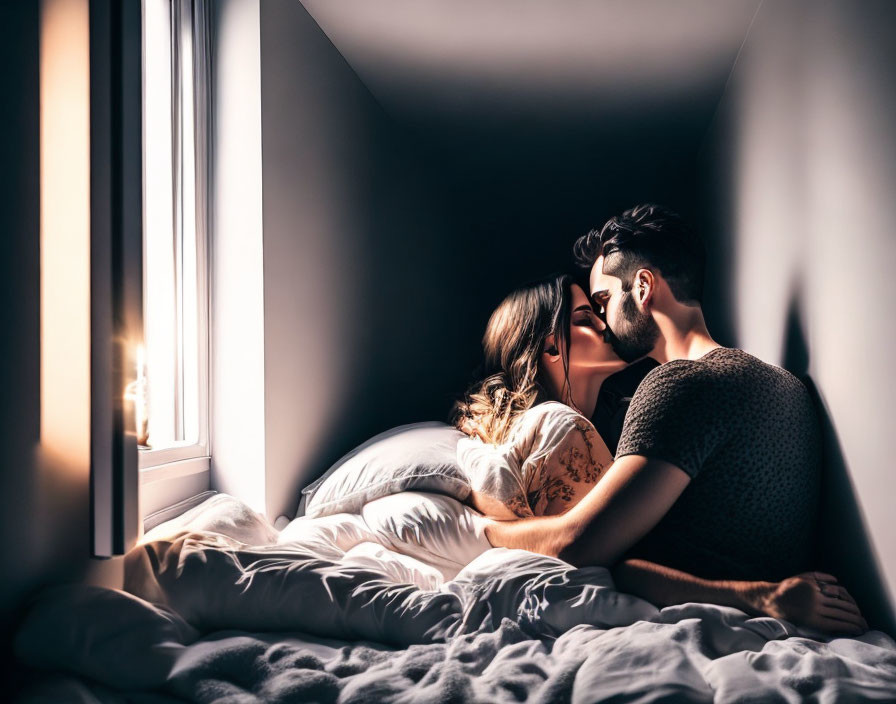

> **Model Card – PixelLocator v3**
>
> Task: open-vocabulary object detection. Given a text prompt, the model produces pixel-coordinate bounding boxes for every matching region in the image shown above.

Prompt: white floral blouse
[457,402,613,518]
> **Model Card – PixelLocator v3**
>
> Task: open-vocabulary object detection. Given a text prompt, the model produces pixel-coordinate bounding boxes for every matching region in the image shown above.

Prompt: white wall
[701,0,896,633]
[258,0,380,521]
[209,0,375,520]
[211,0,448,521]
[209,0,267,513]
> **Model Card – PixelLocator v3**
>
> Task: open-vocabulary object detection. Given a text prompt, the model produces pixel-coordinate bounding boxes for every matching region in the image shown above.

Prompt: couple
[453,204,866,636]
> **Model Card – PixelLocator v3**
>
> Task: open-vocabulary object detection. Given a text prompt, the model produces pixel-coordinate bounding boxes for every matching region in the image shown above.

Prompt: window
[140,0,210,495]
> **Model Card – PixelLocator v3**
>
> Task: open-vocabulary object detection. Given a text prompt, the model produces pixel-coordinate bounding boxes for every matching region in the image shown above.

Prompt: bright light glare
[40,0,91,462]
[179,3,200,443]
[143,0,176,448]
[143,0,201,451]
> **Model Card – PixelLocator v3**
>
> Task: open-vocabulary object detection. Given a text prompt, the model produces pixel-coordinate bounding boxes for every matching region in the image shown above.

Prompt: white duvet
[15,493,896,702]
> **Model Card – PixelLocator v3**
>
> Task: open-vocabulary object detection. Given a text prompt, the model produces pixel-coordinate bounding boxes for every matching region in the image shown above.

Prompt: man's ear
[634,268,655,308]
[542,334,560,362]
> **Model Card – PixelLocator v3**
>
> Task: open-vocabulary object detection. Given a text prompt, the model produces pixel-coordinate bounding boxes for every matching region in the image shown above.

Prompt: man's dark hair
[573,204,706,305]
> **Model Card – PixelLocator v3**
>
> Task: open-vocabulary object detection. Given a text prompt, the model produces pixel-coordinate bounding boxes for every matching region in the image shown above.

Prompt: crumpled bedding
[15,493,896,702]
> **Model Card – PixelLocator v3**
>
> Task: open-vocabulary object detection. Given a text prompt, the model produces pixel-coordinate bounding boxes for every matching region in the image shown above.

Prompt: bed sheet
[14,494,896,703]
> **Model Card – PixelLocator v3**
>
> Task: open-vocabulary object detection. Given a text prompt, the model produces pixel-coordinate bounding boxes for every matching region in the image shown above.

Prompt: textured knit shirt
[616,347,820,580]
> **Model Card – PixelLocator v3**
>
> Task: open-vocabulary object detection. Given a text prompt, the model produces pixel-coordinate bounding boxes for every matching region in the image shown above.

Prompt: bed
[14,491,896,702]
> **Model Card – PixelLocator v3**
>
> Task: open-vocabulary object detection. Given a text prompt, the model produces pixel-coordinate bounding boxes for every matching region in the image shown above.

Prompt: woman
[453,274,625,519]
[454,274,867,635]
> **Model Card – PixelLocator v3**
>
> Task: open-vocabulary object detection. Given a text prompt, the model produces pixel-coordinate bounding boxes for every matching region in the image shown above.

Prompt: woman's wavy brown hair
[453,274,573,444]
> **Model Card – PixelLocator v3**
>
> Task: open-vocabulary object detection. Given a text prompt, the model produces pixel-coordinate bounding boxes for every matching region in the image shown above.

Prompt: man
[486,204,866,634]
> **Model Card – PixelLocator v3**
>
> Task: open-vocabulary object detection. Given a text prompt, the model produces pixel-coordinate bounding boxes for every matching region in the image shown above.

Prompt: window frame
[139,0,211,491]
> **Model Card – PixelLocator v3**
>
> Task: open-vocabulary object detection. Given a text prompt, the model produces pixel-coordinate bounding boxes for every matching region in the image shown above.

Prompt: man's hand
[743,572,868,636]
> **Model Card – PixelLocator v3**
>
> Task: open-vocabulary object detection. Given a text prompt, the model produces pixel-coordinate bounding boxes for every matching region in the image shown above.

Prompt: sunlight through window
[141,0,209,466]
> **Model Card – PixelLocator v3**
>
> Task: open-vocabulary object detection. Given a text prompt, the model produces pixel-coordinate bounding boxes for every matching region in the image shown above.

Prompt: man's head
[572,204,706,362]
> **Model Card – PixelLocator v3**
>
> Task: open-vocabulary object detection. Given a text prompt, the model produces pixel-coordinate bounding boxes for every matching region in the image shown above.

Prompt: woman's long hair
[453,274,573,444]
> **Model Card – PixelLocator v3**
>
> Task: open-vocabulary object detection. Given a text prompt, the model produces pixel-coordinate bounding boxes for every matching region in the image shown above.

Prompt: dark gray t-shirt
[616,347,820,580]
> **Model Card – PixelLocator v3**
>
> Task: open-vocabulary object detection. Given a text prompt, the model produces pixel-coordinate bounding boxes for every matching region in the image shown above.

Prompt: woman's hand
[743,572,868,636]
[459,417,489,442]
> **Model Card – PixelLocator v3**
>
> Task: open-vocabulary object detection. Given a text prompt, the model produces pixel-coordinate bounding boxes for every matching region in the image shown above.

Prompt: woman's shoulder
[517,401,591,429]
[509,402,596,456]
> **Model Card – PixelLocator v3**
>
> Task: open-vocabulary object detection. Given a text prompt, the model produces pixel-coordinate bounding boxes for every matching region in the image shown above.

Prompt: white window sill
[139,442,209,469]
[139,454,210,520]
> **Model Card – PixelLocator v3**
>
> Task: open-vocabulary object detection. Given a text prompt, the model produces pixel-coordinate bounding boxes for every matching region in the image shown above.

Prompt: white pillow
[302,422,471,519]
[361,491,492,581]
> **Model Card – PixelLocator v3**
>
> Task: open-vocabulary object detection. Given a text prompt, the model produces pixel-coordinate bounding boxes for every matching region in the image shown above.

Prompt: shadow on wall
[695,133,737,349]
[783,294,896,637]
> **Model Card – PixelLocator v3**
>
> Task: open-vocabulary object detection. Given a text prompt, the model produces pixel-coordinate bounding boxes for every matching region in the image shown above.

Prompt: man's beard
[605,291,660,362]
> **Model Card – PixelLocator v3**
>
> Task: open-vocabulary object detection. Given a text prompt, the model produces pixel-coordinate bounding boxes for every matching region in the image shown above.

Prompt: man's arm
[612,560,868,635]
[485,454,691,566]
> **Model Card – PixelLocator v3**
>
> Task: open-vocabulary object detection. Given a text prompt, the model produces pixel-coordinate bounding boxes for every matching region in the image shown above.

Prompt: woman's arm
[528,415,613,516]
[612,559,868,635]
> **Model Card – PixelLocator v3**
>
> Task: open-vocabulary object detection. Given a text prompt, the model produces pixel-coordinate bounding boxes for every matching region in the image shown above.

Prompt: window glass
[141,0,208,463]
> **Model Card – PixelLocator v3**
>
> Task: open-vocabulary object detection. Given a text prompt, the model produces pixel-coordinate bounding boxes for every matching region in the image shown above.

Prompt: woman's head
[455,274,624,444]
[481,275,570,393]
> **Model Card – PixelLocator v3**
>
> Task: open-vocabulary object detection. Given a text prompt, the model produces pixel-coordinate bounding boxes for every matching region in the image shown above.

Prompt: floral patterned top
[457,402,613,518]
